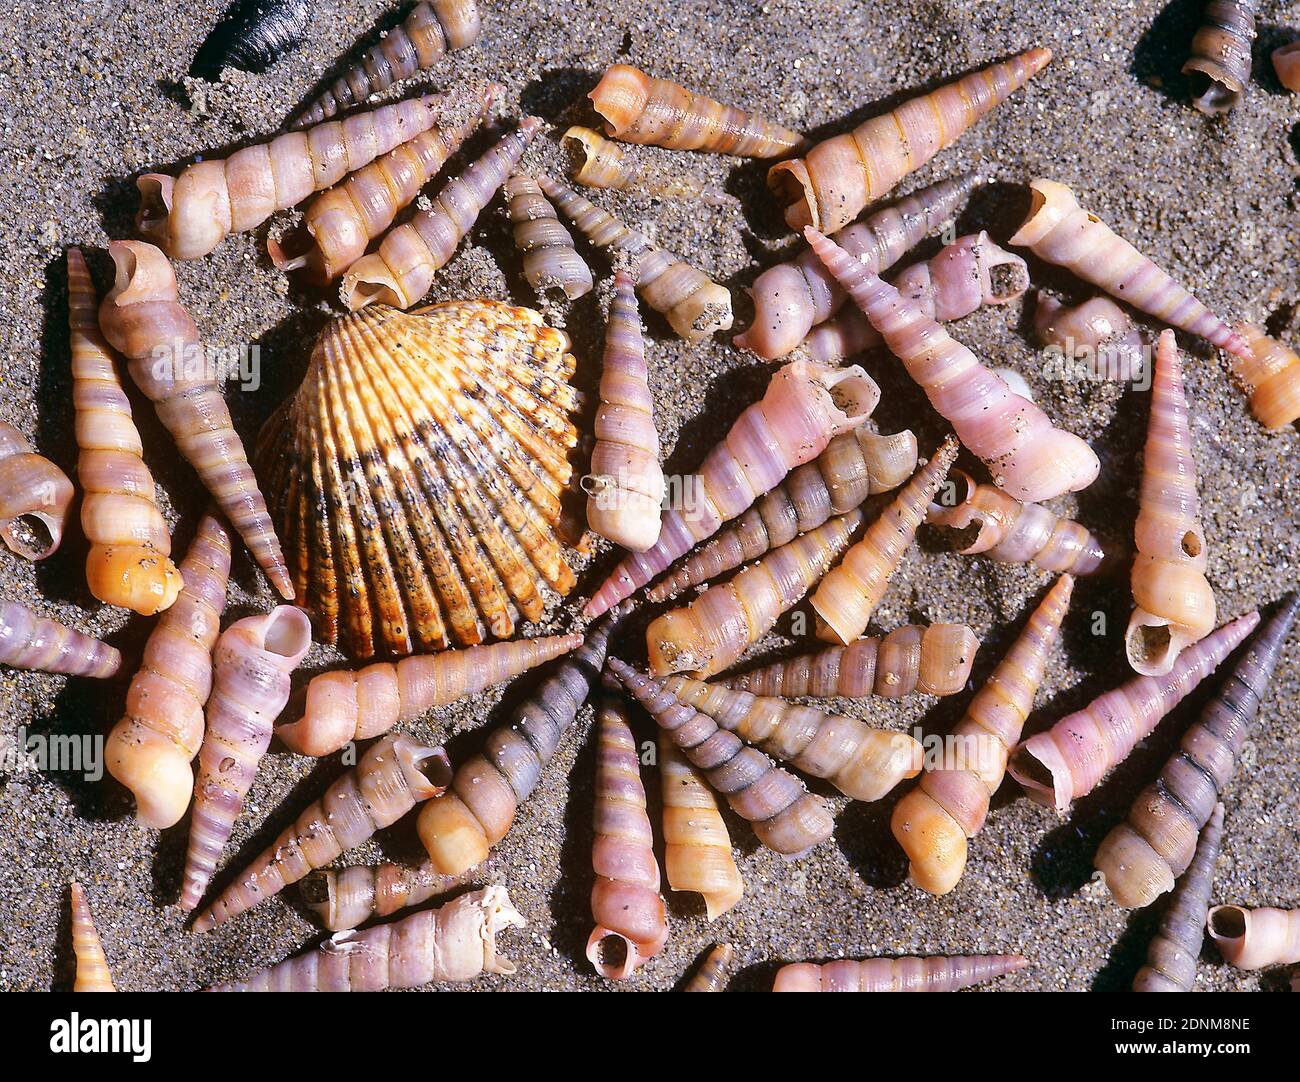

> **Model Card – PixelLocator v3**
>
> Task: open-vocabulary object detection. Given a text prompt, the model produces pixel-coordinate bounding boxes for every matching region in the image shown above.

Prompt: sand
[0,0,1297,992]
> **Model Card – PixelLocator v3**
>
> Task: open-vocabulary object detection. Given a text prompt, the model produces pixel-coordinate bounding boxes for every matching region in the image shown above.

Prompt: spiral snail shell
[0,419,72,562]
[301,861,473,932]
[1207,906,1300,970]
[1183,1,1259,115]
[0,601,121,678]
[773,954,1027,992]
[1231,323,1300,430]
[504,173,595,302]
[70,882,116,992]
[684,944,734,991]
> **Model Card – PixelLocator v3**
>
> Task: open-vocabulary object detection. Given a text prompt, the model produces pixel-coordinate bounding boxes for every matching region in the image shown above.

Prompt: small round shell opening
[1209,906,1247,939]
[1181,531,1203,558]
[264,606,313,658]
[1,515,56,560]
[1127,622,1173,670]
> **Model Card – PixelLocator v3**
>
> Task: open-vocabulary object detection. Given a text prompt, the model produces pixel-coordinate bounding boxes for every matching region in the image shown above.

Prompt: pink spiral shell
[773,953,1027,992]
[0,419,72,561]
[302,861,473,932]
[70,882,116,992]
[1231,323,1300,430]
[684,944,734,991]
[1035,294,1146,383]
[1183,0,1258,115]
[0,601,120,678]
[504,172,594,301]
[1207,905,1300,970]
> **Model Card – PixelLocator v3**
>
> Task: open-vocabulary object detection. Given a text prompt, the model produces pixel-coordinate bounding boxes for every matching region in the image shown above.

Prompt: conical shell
[772,954,1026,992]
[1183,1,1258,115]
[255,301,581,658]
[684,944,734,991]
[70,882,116,992]
[1233,323,1300,430]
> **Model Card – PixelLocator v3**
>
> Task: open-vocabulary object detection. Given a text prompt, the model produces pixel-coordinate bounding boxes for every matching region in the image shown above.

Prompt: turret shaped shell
[193,734,452,931]
[1008,612,1259,813]
[608,658,834,856]
[291,0,483,127]
[1126,331,1216,676]
[647,508,864,678]
[684,944,734,991]
[1132,804,1224,991]
[1097,593,1298,908]
[270,85,496,282]
[807,227,1100,503]
[719,623,978,700]
[207,885,524,991]
[1207,906,1300,969]
[587,695,668,980]
[589,64,805,157]
[138,95,447,260]
[811,438,959,646]
[68,248,180,613]
[539,175,734,341]
[647,427,917,602]
[773,954,1027,992]
[415,605,626,876]
[343,119,543,310]
[804,232,1030,363]
[0,601,120,678]
[1035,294,1146,383]
[1232,323,1300,429]
[254,301,580,658]
[927,470,1109,575]
[1183,1,1259,115]
[658,735,743,920]
[179,606,314,912]
[736,174,975,361]
[302,861,472,932]
[645,670,922,802]
[98,241,292,598]
[106,512,231,829]
[891,576,1073,895]
[1009,180,1250,361]
[276,633,584,756]
[563,125,727,203]
[768,48,1051,234]
[70,883,115,992]
[584,359,880,617]
[504,173,594,301]
[0,420,72,562]
[584,271,663,551]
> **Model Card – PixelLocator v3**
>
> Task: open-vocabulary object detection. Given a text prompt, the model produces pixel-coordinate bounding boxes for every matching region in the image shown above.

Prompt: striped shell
[255,301,580,658]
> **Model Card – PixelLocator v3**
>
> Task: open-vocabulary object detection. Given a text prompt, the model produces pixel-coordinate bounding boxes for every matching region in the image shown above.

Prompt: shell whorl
[684,944,734,991]
[505,173,594,301]
[772,954,1027,992]
[70,883,116,992]
[1183,0,1259,115]
[1232,323,1300,430]
[301,861,472,932]
[105,512,231,829]
[1125,331,1215,676]
[562,125,727,203]
[0,601,121,678]
[0,419,73,562]
[1207,905,1300,969]
[1034,294,1146,383]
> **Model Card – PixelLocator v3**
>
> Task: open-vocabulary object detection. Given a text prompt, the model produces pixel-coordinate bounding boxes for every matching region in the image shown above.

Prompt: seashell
[270,84,496,283]
[658,734,743,920]
[199,0,310,75]
[1126,331,1216,676]
[342,119,543,310]
[277,633,584,756]
[179,606,314,912]
[0,420,73,561]
[607,658,834,857]
[811,437,959,647]
[68,248,181,613]
[804,231,1030,364]
[416,605,626,875]
[584,270,663,550]
[1231,323,1300,429]
[70,882,116,992]
[1207,905,1300,969]
[642,670,922,802]
[193,734,452,931]
[772,954,1027,992]
[927,469,1109,575]
[719,623,979,700]
[647,428,918,603]
[1009,180,1250,361]
[1035,294,1146,383]
[206,885,525,991]
[254,301,580,658]
[302,861,472,932]
[99,241,292,598]
[138,95,446,261]
[890,576,1073,895]
[105,512,232,829]
[562,125,728,204]
[587,694,668,980]
[0,601,121,678]
[1008,612,1259,814]
[1272,41,1300,91]
[1132,804,1224,991]
[1097,592,1298,909]
[291,0,483,128]
[504,173,594,302]
[807,227,1100,503]
[768,49,1051,234]
[589,64,805,158]
[539,175,734,341]
[584,359,880,617]
[684,944,734,992]
[736,174,976,362]
[646,509,864,678]
[1183,1,1259,115]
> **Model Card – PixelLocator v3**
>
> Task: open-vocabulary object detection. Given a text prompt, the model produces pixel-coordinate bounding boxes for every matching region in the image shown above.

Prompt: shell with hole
[1183,1,1258,115]
[0,420,72,562]
[562,125,728,203]
[254,301,581,658]
[302,861,472,932]
[504,173,594,302]
[1207,906,1300,970]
